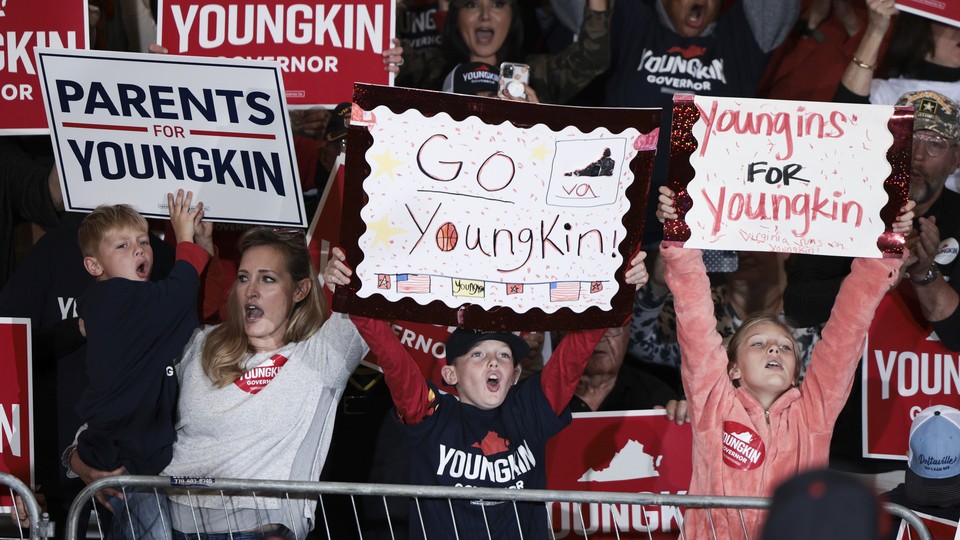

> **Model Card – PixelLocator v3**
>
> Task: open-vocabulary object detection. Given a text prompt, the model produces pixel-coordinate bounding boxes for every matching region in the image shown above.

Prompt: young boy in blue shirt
[323,248,649,540]
[65,190,213,540]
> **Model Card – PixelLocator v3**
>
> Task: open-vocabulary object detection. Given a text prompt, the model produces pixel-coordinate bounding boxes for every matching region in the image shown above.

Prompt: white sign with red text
[0,0,87,133]
[674,95,901,257]
[157,0,395,106]
[35,48,307,227]
[350,106,646,314]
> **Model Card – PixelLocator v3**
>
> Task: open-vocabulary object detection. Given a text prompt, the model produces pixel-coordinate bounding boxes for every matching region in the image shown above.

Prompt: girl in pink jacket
[656,187,912,539]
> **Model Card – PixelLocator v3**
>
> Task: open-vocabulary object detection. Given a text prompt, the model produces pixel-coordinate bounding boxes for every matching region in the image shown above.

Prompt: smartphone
[498,62,530,100]
[702,249,740,273]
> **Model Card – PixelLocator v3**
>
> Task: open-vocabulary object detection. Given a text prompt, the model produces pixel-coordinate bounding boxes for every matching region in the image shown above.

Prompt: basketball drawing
[436,222,458,251]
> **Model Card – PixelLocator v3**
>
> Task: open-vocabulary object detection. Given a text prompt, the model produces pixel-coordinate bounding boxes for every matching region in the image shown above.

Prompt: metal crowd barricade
[65,475,933,540]
[0,472,48,540]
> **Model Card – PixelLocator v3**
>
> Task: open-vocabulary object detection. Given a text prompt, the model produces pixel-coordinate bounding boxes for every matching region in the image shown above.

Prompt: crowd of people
[3,0,960,539]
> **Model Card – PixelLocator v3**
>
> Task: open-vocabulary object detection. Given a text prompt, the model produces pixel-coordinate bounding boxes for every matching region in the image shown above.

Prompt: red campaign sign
[156,0,395,106]
[0,0,87,133]
[546,411,693,539]
[0,319,33,508]
[895,511,958,540]
[863,283,960,459]
[895,1,960,29]
[360,320,454,394]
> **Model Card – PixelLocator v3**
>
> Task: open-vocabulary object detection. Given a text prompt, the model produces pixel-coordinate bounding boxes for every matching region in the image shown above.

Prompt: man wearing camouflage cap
[785,89,960,348]
[784,47,960,476]
[892,90,960,350]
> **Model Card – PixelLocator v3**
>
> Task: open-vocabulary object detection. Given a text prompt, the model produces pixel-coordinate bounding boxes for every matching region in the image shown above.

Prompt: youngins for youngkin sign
[665,94,911,258]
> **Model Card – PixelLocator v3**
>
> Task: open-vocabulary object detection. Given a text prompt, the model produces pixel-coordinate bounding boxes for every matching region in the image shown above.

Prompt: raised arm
[801,255,902,423]
[349,315,435,424]
[532,0,611,104]
[542,249,650,413]
[802,202,912,419]
[658,186,727,422]
[837,0,896,99]
[541,328,606,414]
[323,247,434,423]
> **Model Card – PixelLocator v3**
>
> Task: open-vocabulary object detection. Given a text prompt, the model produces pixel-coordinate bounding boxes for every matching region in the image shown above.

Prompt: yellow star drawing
[530,143,550,162]
[367,214,407,248]
[371,149,405,178]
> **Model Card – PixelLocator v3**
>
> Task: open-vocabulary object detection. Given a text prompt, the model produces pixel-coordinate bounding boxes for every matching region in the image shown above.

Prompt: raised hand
[323,247,352,292]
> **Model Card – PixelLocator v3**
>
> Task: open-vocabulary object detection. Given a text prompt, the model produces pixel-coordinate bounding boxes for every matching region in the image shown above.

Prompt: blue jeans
[171,525,293,540]
[105,489,171,540]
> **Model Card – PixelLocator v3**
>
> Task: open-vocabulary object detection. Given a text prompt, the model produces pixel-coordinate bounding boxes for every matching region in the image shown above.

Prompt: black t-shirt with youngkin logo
[403,375,570,540]
[605,0,770,243]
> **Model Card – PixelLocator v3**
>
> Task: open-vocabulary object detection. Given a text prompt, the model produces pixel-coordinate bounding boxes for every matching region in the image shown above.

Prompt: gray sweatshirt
[163,313,367,537]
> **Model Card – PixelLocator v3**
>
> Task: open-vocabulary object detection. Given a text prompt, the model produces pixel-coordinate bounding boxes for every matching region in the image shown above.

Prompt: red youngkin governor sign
[157,0,395,107]
[862,283,960,459]
[0,0,87,133]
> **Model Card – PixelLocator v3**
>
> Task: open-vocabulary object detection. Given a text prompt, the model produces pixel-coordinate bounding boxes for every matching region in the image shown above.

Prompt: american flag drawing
[550,281,580,302]
[397,274,431,294]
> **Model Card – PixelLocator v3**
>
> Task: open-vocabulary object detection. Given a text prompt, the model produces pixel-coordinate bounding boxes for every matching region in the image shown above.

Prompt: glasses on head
[912,133,956,159]
[269,227,308,246]
[271,227,306,238]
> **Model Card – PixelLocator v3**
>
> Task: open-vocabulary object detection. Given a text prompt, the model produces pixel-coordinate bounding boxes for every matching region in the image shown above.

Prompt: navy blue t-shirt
[404,375,569,540]
[76,258,200,474]
[605,0,769,243]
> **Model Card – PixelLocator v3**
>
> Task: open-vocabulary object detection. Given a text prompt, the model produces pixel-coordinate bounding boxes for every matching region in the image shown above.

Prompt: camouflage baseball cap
[897,90,960,140]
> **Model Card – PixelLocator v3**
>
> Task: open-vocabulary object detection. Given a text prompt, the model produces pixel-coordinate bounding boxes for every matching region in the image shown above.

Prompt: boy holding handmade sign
[323,247,649,540]
[656,186,914,540]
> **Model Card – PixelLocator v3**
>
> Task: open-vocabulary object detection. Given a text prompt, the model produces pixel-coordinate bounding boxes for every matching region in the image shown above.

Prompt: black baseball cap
[445,328,529,365]
[442,62,500,96]
[323,102,352,142]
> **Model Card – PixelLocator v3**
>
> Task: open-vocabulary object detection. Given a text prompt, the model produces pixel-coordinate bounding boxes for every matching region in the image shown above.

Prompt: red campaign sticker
[234,354,288,394]
[721,421,765,471]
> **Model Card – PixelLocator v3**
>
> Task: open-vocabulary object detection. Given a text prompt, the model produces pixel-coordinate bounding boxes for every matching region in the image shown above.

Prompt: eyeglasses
[912,133,956,159]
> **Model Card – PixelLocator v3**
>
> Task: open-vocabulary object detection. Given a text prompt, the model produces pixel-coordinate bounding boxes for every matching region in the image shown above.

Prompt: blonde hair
[726,314,802,386]
[201,228,326,387]
[78,204,149,257]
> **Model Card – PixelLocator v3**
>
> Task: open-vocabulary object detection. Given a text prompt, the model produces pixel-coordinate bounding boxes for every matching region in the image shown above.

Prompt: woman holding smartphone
[436,0,611,104]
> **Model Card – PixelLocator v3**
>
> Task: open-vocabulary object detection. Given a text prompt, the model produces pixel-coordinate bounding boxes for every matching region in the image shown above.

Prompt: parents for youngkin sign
[34,48,307,227]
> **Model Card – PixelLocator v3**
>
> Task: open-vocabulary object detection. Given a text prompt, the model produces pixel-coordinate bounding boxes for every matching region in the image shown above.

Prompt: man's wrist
[911,265,940,286]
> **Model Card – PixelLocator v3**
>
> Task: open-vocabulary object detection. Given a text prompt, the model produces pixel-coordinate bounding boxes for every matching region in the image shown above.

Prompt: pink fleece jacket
[662,245,902,540]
